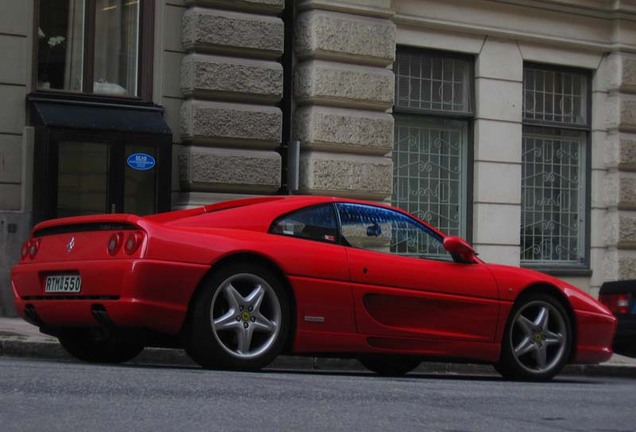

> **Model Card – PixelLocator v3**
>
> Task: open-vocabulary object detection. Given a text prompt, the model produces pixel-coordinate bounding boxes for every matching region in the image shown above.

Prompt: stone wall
[603,53,636,281]
[293,1,395,200]
[0,0,32,316]
[178,0,285,206]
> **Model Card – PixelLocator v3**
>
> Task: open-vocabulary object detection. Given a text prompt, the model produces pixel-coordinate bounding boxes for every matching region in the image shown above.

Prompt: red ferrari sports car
[11,195,615,381]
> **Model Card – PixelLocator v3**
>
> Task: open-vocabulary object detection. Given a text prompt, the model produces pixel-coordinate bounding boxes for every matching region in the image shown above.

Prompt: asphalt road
[1,357,635,432]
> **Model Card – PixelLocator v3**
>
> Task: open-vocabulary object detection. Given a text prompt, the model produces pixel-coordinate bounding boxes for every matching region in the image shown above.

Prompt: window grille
[523,67,587,126]
[393,49,472,239]
[521,65,589,268]
[393,116,466,236]
[395,52,472,114]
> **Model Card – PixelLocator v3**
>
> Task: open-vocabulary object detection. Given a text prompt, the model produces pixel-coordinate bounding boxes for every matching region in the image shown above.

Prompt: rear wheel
[58,328,144,363]
[185,263,291,370]
[359,355,421,376]
[495,294,572,381]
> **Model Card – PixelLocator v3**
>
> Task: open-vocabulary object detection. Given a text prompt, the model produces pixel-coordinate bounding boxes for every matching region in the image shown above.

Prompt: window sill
[521,265,593,278]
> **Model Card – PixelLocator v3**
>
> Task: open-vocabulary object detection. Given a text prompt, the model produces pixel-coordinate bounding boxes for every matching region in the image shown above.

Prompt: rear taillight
[124,232,143,255]
[106,231,143,256]
[20,238,40,261]
[600,293,630,315]
[27,238,40,259]
[20,241,29,260]
[108,232,124,256]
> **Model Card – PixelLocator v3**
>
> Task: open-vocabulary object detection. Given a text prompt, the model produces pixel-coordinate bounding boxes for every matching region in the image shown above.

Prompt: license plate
[45,275,82,293]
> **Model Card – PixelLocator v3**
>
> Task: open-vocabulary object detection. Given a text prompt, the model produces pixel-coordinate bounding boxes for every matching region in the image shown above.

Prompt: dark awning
[29,97,172,136]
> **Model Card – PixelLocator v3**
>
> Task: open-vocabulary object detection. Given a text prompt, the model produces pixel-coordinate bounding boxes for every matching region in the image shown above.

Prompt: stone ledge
[295,10,395,66]
[181,54,283,103]
[182,8,284,59]
[296,0,393,18]
[294,106,393,155]
[180,100,282,148]
[295,60,394,110]
[179,146,281,193]
[299,152,392,199]
[184,0,284,15]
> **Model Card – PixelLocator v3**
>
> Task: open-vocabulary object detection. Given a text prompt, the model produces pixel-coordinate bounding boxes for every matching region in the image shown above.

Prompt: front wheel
[58,328,144,363]
[495,294,572,381]
[185,263,291,370]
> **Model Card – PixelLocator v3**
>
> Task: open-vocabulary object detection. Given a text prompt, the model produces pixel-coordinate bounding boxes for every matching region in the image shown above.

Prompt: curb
[1,338,635,378]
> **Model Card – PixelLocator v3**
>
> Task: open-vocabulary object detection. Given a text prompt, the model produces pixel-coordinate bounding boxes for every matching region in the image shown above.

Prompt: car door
[336,203,500,345]
[268,203,355,351]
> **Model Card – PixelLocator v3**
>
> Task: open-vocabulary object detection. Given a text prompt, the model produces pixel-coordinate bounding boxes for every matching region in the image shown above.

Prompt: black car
[599,280,636,357]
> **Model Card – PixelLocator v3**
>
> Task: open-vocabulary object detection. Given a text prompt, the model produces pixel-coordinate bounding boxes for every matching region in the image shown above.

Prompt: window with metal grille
[393,49,472,244]
[521,65,590,269]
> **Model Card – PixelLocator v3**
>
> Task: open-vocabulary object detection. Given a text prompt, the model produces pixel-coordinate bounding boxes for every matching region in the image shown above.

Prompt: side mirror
[443,236,477,263]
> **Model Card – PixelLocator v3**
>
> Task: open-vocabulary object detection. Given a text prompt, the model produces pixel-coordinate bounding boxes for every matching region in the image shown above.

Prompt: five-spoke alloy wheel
[496,294,572,381]
[185,263,291,370]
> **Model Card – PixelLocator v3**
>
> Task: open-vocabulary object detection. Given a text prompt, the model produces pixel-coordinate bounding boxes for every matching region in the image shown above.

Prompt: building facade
[1,0,635,316]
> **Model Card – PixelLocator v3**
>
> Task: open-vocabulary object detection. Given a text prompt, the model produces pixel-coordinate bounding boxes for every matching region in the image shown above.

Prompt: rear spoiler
[32,214,142,238]
[144,196,286,224]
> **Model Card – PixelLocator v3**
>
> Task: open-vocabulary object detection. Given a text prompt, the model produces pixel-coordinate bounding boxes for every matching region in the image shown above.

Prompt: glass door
[53,140,158,218]
[57,141,110,217]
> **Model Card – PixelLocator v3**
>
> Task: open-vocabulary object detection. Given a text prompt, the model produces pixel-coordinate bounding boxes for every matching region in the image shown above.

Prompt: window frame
[392,47,475,242]
[33,0,155,101]
[520,62,592,276]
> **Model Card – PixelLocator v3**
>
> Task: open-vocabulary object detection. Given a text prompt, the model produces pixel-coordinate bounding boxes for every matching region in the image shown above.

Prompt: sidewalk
[1,316,635,378]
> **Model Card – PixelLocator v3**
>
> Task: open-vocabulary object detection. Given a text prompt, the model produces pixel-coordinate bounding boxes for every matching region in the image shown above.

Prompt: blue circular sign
[127,153,156,171]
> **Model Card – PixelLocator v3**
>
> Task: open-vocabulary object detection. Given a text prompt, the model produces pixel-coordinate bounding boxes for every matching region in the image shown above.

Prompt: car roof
[155,195,415,233]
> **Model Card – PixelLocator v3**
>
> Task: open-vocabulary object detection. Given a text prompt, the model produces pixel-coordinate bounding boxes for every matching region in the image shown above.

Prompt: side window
[270,204,338,243]
[336,203,451,261]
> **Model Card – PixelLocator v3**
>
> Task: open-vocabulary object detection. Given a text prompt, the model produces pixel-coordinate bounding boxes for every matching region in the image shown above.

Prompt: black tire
[185,263,291,371]
[359,355,421,376]
[58,328,144,364]
[495,294,572,381]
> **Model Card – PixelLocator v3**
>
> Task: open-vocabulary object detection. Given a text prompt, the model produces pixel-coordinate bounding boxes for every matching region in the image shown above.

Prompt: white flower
[47,36,65,48]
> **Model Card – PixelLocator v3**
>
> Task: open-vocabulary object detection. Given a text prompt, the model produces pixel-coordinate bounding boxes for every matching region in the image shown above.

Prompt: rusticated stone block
[604,250,636,280]
[184,0,284,15]
[608,95,636,132]
[181,54,283,102]
[620,97,636,131]
[618,214,636,247]
[179,146,281,192]
[606,134,636,171]
[294,106,393,155]
[617,175,636,210]
[180,100,282,148]
[295,10,395,66]
[182,8,283,58]
[295,60,394,110]
[621,54,636,92]
[300,152,392,199]
[604,211,636,248]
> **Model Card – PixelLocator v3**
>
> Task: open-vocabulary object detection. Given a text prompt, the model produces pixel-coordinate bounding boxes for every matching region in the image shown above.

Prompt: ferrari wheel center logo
[533,331,544,344]
[241,311,251,322]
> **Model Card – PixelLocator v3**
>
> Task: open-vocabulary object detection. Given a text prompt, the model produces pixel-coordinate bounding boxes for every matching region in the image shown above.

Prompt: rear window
[270,204,338,243]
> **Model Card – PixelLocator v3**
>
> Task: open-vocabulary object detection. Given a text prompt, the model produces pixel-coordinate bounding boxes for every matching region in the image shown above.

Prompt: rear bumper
[11,259,210,335]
